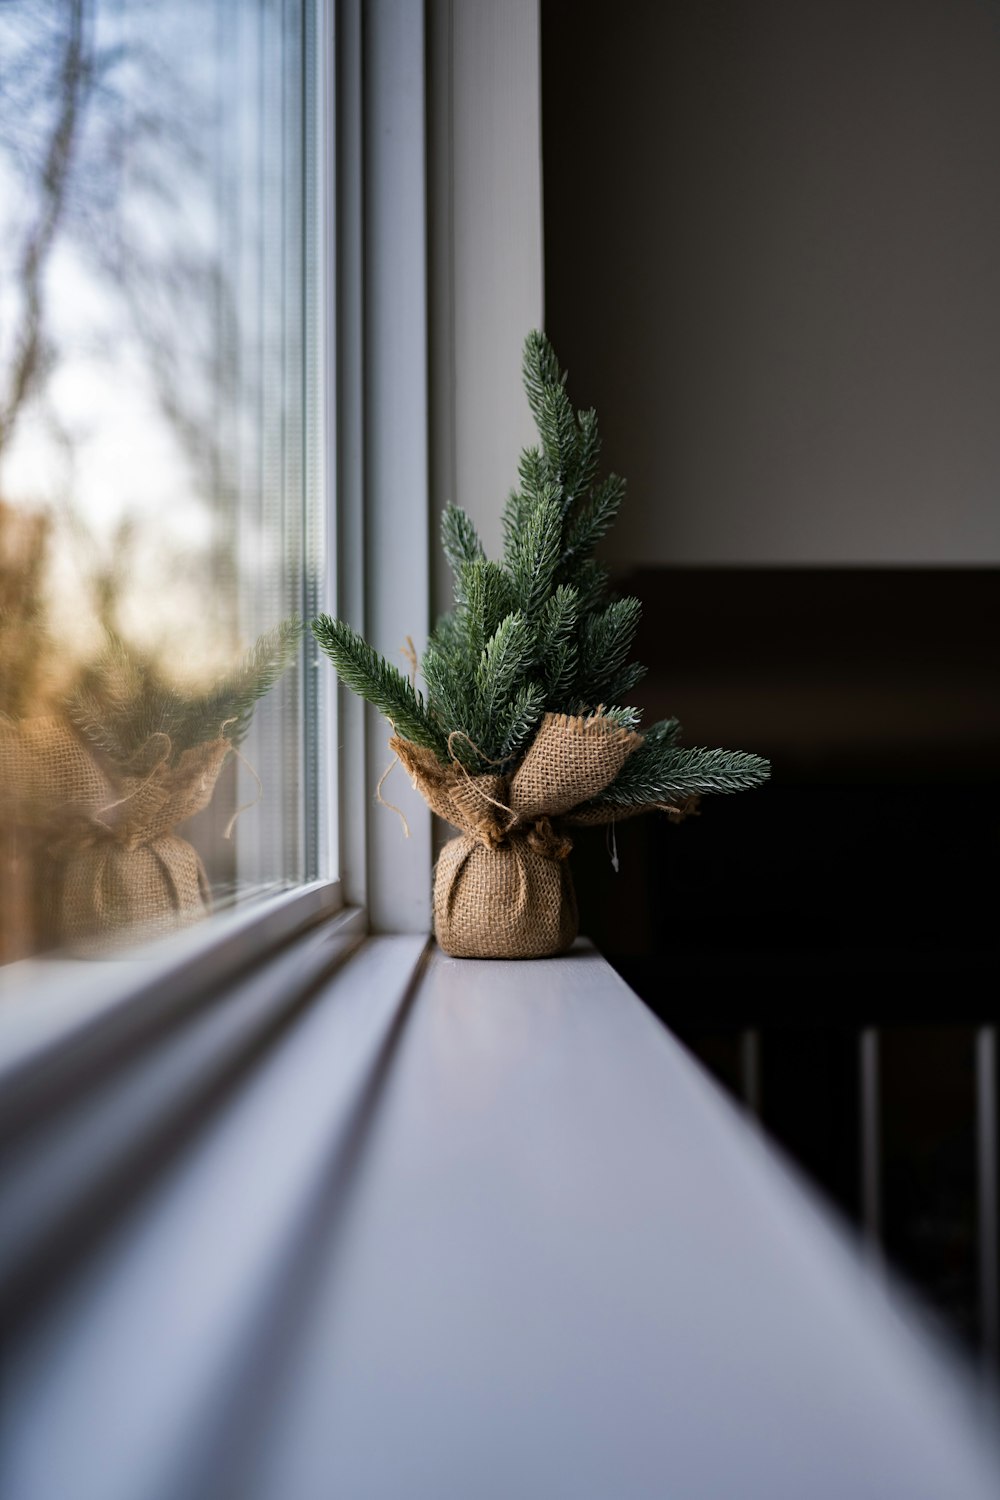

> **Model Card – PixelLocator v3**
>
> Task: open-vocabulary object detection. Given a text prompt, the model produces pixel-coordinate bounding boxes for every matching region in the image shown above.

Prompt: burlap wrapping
[0,715,113,822]
[393,711,648,960]
[0,717,230,954]
[60,734,231,952]
[1,716,116,957]
[60,834,213,951]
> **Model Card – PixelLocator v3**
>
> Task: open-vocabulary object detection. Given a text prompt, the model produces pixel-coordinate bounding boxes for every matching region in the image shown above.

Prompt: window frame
[0,0,441,1047]
[0,0,437,1289]
[329,0,436,931]
[0,0,557,1083]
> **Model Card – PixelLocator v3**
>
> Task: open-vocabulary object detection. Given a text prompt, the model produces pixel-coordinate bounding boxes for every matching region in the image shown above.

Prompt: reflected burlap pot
[0,716,117,956]
[1,717,231,954]
[0,715,112,822]
[393,711,647,960]
[56,732,231,954]
[60,833,213,951]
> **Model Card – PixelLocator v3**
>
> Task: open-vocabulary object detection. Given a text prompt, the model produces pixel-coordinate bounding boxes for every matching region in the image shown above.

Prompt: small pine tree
[313,332,768,807]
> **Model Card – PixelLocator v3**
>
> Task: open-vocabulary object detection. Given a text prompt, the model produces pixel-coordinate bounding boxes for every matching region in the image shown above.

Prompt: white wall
[428,0,544,609]
[543,0,1000,566]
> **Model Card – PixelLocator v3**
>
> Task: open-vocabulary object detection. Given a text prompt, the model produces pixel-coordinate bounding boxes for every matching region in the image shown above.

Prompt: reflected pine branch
[67,619,304,766]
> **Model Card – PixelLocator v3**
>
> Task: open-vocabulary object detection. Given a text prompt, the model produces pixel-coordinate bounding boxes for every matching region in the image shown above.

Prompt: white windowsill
[0,879,349,1090]
[2,937,998,1499]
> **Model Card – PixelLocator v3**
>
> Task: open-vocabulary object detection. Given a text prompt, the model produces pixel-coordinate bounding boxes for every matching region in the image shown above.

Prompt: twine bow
[443,730,578,857]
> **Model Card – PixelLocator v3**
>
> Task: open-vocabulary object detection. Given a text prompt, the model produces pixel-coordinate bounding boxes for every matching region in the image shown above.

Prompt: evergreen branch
[68,636,147,761]
[563,473,625,561]
[312,616,445,755]
[422,641,483,760]
[536,583,579,701]
[599,705,642,731]
[597,659,647,706]
[458,558,517,659]
[427,609,462,658]
[644,716,682,748]
[497,680,546,763]
[536,582,578,655]
[567,558,609,614]
[503,449,548,571]
[522,330,566,426]
[69,684,140,763]
[578,595,642,702]
[476,611,533,727]
[501,488,530,566]
[507,484,563,616]
[517,445,546,498]
[441,504,484,577]
[594,743,771,807]
[563,407,600,509]
[537,382,578,486]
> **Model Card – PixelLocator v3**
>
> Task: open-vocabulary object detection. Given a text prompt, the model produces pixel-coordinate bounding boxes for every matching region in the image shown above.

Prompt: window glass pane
[0,0,325,965]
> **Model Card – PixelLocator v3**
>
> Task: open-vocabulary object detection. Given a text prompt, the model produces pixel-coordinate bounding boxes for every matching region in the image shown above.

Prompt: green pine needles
[313,331,769,806]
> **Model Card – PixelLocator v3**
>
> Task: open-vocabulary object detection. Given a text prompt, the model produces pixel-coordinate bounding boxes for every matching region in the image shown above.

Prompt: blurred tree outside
[0,0,301,959]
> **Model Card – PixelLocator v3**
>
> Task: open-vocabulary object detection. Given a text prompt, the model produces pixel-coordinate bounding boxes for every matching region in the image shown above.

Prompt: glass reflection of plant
[1,615,300,958]
[69,623,302,768]
[0,1,300,960]
[48,620,303,951]
[0,502,55,962]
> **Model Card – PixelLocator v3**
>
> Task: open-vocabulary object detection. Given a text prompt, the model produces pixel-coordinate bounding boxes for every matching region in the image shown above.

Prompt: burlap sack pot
[393,711,649,960]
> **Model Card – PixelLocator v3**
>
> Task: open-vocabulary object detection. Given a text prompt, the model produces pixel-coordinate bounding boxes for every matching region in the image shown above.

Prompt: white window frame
[357,0,433,932]
[0,0,444,1000]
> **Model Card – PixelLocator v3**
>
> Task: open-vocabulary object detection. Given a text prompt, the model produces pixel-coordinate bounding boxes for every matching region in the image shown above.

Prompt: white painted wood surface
[0,937,427,1500]
[241,945,999,1499]
[3,941,998,1499]
[363,0,433,932]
